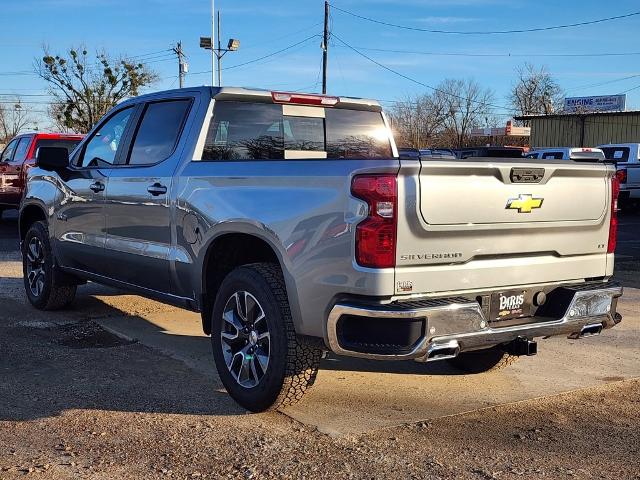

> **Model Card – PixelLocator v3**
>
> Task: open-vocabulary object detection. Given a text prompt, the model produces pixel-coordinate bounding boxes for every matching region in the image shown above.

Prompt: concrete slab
[90,287,640,436]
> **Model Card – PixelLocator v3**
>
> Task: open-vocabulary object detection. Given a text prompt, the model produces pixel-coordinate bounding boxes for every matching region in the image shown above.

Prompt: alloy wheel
[220,291,271,388]
[25,237,46,298]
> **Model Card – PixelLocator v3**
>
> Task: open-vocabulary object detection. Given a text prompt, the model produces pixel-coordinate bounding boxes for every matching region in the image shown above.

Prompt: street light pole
[217,11,222,87]
[200,4,239,87]
[211,0,216,86]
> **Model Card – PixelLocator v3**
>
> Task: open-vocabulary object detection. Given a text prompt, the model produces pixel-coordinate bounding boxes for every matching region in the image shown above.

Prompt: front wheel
[211,263,322,412]
[447,346,519,374]
[22,221,76,310]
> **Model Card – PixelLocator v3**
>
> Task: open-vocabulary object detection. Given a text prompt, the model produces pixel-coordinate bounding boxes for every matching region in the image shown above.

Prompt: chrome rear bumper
[326,283,623,361]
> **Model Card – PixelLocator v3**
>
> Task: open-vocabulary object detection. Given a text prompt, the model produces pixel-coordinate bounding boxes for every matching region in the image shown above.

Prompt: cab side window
[78,107,133,168]
[12,137,32,163]
[127,100,191,166]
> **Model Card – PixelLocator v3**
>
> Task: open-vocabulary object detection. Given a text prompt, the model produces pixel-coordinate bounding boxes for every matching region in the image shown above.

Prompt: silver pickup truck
[20,87,623,412]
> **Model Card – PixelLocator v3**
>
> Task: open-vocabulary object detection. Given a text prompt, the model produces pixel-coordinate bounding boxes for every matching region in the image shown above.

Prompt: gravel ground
[1,310,639,480]
[1,210,639,479]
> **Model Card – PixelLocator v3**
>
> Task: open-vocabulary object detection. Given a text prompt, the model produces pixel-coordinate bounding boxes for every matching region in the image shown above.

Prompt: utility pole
[322,1,329,94]
[173,42,187,88]
[217,11,222,87]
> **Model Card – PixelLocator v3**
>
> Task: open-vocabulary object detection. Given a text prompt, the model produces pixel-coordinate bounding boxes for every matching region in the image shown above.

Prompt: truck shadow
[0,293,247,422]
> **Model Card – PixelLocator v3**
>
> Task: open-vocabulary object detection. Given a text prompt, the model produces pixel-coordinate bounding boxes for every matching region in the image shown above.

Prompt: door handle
[147,183,167,196]
[89,181,105,193]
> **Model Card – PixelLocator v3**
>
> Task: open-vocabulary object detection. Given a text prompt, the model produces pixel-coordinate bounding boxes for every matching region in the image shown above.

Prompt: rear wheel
[22,221,76,310]
[447,346,519,374]
[211,263,322,412]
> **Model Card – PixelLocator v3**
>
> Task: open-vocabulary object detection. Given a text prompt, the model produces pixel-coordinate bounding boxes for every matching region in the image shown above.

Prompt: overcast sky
[2,0,640,128]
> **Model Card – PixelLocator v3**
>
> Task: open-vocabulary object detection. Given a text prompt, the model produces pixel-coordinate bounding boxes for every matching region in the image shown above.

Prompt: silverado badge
[506,194,543,213]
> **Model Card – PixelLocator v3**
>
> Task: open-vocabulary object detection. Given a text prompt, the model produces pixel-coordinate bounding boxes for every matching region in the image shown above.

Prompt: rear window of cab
[202,101,393,160]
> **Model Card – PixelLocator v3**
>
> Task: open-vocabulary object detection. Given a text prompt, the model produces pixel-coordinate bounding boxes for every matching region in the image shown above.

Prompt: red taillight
[271,91,339,107]
[615,168,627,185]
[351,175,397,268]
[608,175,620,254]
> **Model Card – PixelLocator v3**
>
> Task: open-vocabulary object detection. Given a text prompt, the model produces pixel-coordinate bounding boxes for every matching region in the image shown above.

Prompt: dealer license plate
[490,289,530,322]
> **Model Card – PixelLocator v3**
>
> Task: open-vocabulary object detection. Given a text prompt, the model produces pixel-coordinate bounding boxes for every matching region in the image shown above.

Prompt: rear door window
[127,100,192,166]
[203,101,392,161]
[12,137,32,163]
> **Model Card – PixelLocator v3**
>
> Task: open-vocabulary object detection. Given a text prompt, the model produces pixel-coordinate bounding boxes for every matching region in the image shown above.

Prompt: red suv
[0,132,83,216]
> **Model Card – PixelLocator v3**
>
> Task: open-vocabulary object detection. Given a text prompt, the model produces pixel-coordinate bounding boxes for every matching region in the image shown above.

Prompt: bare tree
[509,63,563,121]
[388,92,448,148]
[0,99,33,143]
[36,47,158,133]
[435,78,496,148]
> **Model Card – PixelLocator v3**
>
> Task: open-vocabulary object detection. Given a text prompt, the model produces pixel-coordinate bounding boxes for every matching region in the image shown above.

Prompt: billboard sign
[470,121,530,137]
[564,95,626,113]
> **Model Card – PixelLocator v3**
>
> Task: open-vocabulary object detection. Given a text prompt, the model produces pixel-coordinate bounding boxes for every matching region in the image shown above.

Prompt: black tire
[211,263,322,412]
[22,221,76,310]
[447,346,519,374]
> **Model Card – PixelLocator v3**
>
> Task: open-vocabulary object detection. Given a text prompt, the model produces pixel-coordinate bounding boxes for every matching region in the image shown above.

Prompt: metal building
[515,111,640,148]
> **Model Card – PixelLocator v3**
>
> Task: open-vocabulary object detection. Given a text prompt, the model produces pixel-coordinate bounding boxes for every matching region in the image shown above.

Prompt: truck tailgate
[622,162,640,194]
[394,159,615,296]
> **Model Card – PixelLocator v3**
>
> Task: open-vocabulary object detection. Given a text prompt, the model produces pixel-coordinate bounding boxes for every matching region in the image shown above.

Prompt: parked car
[598,143,640,209]
[0,133,83,216]
[398,147,420,160]
[456,146,526,158]
[419,148,456,160]
[20,87,623,412]
[399,148,457,160]
[525,147,605,161]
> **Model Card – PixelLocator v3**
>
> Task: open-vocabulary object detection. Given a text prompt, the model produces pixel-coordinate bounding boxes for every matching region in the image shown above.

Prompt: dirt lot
[1,210,639,479]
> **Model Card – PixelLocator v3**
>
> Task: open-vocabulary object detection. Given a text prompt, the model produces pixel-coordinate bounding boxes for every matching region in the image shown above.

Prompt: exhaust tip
[426,340,460,362]
[579,323,604,338]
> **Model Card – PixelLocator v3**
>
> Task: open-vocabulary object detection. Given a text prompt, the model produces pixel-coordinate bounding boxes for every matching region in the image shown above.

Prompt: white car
[598,143,640,207]
[525,147,605,161]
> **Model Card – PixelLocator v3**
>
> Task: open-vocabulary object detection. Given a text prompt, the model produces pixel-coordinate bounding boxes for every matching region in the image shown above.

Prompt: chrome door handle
[147,183,167,196]
[89,181,105,193]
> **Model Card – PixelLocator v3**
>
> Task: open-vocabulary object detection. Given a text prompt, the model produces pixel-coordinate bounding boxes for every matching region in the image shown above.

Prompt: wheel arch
[19,203,48,242]
[199,229,298,336]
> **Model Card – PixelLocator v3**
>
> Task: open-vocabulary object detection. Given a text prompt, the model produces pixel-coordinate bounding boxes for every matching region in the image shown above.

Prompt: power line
[338,45,640,59]
[0,49,176,77]
[184,34,320,78]
[331,32,515,114]
[566,74,640,93]
[620,83,640,94]
[330,4,640,35]
[128,48,173,59]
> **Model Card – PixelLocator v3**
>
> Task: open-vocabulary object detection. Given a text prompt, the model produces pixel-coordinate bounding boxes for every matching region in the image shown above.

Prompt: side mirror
[36,147,69,171]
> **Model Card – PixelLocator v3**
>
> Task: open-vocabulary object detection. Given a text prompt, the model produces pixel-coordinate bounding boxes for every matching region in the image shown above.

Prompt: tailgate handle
[511,168,545,184]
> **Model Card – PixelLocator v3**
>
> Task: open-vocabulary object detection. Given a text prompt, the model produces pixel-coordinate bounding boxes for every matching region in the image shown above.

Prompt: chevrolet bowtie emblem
[506,194,544,213]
